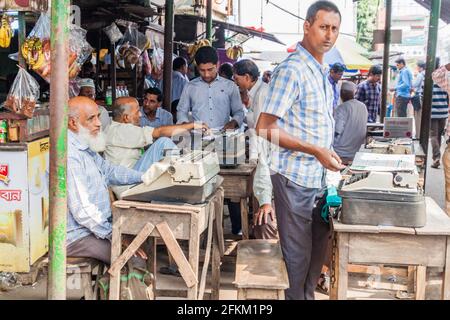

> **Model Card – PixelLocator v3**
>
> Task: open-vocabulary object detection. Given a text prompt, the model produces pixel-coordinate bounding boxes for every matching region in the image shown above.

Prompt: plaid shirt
[262,43,334,188]
[67,130,143,245]
[355,80,381,123]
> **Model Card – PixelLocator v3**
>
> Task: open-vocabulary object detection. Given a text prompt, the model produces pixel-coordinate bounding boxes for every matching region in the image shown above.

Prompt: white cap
[79,78,96,89]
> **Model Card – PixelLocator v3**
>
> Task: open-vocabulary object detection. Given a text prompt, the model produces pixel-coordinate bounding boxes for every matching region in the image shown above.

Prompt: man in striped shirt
[355,65,382,123]
[256,1,344,300]
[431,60,450,169]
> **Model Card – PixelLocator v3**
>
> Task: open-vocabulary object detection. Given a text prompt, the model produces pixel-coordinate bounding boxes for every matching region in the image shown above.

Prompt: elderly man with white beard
[66,96,148,264]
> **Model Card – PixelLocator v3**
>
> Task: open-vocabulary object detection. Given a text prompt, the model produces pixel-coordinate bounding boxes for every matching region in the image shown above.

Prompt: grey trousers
[271,173,330,300]
[430,118,447,161]
[67,234,146,268]
[67,234,111,265]
[395,96,410,117]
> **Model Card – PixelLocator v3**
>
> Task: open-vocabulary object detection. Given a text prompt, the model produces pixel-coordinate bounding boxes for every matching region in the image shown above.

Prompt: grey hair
[112,102,134,120]
[68,105,80,119]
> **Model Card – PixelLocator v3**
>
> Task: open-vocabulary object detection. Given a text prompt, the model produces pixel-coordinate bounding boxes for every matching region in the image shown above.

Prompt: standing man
[177,45,245,235]
[433,62,450,215]
[140,87,174,128]
[233,59,277,239]
[328,62,346,109]
[171,57,189,113]
[334,81,368,163]
[392,57,413,117]
[430,59,449,169]
[412,61,426,136]
[176,46,244,130]
[256,1,344,300]
[355,64,382,123]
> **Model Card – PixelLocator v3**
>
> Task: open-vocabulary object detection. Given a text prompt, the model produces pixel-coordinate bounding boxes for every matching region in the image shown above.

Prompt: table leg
[240,198,249,240]
[109,215,122,300]
[212,224,221,300]
[187,214,200,300]
[443,236,450,300]
[147,237,157,298]
[330,233,349,300]
[416,266,427,300]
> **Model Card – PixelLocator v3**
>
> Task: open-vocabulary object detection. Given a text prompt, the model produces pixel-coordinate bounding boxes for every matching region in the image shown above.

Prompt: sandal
[316,273,330,295]
[159,265,181,277]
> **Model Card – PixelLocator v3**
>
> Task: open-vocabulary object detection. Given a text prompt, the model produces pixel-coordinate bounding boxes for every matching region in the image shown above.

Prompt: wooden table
[330,197,450,300]
[108,187,225,300]
[219,163,257,239]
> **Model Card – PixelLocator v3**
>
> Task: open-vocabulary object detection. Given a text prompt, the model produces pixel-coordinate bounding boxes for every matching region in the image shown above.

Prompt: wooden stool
[234,240,289,300]
[43,257,105,300]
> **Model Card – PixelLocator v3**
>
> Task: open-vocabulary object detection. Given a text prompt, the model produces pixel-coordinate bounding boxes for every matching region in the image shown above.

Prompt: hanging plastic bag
[4,67,40,118]
[21,13,51,80]
[22,13,92,82]
[116,26,150,69]
[103,22,123,44]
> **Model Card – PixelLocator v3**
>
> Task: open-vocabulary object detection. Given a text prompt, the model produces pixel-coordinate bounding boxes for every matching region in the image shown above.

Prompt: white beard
[78,125,106,153]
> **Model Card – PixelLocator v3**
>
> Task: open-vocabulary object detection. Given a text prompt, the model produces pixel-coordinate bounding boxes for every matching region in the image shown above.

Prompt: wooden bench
[234,240,289,300]
[42,257,104,300]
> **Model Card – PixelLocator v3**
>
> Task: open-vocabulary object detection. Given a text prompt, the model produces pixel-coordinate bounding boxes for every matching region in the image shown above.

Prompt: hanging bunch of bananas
[21,37,45,70]
[226,45,244,60]
[0,14,13,48]
[187,39,211,59]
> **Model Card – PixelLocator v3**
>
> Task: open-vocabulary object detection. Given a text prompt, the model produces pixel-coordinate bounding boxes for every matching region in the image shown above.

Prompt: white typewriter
[121,150,222,204]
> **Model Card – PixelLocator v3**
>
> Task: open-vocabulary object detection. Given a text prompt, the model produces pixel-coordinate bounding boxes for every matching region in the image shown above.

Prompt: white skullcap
[79,78,96,89]
[340,80,357,93]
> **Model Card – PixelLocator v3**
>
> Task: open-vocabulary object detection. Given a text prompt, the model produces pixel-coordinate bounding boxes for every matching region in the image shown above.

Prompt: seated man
[333,81,368,164]
[66,96,147,264]
[105,97,206,198]
[140,87,174,128]
[78,78,111,130]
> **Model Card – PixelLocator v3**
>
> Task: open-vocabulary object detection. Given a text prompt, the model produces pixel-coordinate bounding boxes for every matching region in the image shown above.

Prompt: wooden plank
[235,240,289,290]
[347,264,408,278]
[240,198,249,240]
[336,233,349,300]
[442,236,450,300]
[333,220,415,235]
[117,211,192,240]
[221,175,249,199]
[415,198,450,236]
[244,288,282,300]
[187,211,200,300]
[211,232,221,300]
[215,189,225,257]
[408,266,416,294]
[348,234,447,267]
[156,221,197,288]
[198,202,215,300]
[108,223,155,276]
[219,163,256,176]
[109,213,123,300]
[81,273,94,300]
[113,200,202,213]
[416,266,427,300]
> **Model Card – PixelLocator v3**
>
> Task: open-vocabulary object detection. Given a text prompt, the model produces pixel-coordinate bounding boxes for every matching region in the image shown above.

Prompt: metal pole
[18,12,26,68]
[110,43,117,103]
[380,0,392,123]
[420,0,441,188]
[206,0,213,42]
[237,0,242,26]
[163,0,174,112]
[48,0,70,300]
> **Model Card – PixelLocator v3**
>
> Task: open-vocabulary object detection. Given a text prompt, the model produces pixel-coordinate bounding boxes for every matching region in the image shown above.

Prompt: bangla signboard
[0,0,48,11]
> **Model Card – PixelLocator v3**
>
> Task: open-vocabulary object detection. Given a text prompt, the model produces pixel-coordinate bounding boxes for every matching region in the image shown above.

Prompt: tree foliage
[356,0,381,50]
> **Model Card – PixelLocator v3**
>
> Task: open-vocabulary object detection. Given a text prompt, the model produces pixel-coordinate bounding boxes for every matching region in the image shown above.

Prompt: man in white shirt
[233,59,277,239]
[78,78,111,130]
[105,97,206,197]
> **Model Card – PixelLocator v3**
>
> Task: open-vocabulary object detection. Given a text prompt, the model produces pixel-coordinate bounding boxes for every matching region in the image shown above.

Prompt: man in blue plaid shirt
[256,1,345,300]
[355,65,382,123]
[66,97,148,264]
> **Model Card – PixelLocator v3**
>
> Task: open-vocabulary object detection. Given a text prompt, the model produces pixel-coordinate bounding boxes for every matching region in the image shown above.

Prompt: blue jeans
[133,137,177,172]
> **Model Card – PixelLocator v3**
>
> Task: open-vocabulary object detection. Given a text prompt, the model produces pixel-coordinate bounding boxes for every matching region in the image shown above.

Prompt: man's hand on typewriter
[314,147,346,172]
[222,120,239,131]
[192,121,209,133]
